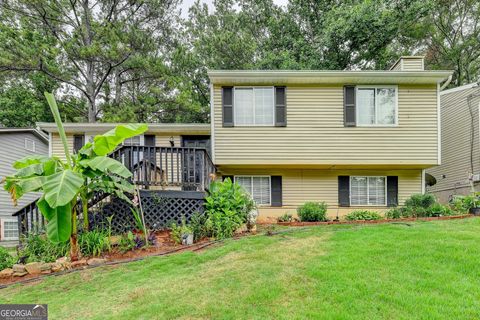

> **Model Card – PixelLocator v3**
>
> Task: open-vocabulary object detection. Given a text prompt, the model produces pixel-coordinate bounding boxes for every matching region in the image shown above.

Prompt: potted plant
[466,193,480,215]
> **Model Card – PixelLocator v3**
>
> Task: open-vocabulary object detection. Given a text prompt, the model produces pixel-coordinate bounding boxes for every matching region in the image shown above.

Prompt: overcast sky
[179,0,289,17]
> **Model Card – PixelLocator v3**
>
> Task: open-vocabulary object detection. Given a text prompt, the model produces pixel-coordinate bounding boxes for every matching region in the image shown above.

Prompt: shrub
[426,203,454,217]
[190,212,208,241]
[297,202,328,222]
[345,210,382,221]
[203,178,256,239]
[277,213,293,222]
[170,220,193,244]
[0,247,15,270]
[450,193,480,213]
[404,194,436,209]
[385,208,402,219]
[78,229,111,257]
[118,231,136,253]
[18,233,69,263]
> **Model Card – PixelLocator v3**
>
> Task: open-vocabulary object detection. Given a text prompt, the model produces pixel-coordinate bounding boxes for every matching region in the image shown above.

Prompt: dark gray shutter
[338,176,350,207]
[222,175,234,182]
[344,86,356,127]
[387,176,398,207]
[222,87,234,127]
[73,135,85,153]
[271,176,282,206]
[144,134,155,146]
[275,87,287,127]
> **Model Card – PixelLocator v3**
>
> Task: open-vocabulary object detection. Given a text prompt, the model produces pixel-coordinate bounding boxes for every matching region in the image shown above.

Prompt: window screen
[235,176,271,205]
[234,88,274,126]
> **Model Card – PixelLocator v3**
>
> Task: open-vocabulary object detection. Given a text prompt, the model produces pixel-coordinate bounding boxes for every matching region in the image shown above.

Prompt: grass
[2,218,480,319]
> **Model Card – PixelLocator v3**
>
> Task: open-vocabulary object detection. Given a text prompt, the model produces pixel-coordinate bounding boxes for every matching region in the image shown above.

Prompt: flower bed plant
[297,202,328,222]
[345,210,382,221]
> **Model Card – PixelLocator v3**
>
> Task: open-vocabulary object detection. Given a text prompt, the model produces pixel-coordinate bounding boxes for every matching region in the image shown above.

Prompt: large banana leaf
[91,124,148,156]
[13,155,50,169]
[79,156,132,178]
[37,197,71,243]
[43,169,84,207]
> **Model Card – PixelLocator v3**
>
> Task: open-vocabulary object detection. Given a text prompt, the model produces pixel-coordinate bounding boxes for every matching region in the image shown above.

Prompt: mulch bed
[275,214,475,227]
[0,230,223,288]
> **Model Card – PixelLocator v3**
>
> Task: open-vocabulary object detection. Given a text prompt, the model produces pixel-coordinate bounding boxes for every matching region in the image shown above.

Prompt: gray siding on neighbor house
[427,85,480,202]
[0,132,48,221]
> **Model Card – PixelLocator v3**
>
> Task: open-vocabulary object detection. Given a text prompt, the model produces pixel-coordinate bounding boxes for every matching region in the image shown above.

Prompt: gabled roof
[0,127,48,143]
[207,69,453,85]
[36,122,210,135]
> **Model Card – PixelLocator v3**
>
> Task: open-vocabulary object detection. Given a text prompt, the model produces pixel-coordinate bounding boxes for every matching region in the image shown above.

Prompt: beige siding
[213,84,438,166]
[51,133,183,157]
[401,58,424,71]
[222,168,422,221]
[427,85,480,201]
[51,133,74,159]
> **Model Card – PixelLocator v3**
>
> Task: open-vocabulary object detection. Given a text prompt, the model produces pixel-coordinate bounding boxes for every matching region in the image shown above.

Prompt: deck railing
[109,145,216,191]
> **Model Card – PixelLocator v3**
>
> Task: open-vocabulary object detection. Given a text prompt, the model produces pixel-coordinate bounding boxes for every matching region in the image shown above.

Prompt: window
[235,176,271,205]
[1,219,18,240]
[24,138,35,152]
[123,136,141,146]
[350,176,386,206]
[357,86,397,125]
[234,87,274,126]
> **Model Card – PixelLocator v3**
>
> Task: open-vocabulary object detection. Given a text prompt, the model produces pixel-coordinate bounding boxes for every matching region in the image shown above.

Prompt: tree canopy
[0,0,478,126]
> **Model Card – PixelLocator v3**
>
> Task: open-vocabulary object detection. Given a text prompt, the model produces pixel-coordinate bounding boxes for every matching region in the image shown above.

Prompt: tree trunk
[70,207,80,261]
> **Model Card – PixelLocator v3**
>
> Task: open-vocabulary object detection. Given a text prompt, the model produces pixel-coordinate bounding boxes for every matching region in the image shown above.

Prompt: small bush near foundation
[345,210,382,221]
[426,203,454,217]
[385,208,402,219]
[277,213,293,222]
[404,194,436,209]
[297,202,328,222]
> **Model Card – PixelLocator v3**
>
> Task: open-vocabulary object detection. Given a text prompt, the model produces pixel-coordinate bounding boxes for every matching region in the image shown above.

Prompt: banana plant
[3,92,147,260]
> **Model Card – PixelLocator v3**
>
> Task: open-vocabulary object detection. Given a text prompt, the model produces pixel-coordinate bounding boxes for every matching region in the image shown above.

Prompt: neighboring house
[427,83,480,202]
[0,128,48,244]
[208,56,452,221]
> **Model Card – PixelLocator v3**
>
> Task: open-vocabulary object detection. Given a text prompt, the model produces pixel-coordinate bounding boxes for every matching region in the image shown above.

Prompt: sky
[179,0,289,17]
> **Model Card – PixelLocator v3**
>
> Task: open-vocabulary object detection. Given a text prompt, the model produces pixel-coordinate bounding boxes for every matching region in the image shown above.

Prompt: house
[208,56,452,221]
[13,56,453,234]
[0,128,48,244]
[426,83,480,202]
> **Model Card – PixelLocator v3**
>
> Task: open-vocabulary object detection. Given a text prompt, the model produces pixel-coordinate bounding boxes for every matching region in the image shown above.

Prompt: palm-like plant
[3,93,147,260]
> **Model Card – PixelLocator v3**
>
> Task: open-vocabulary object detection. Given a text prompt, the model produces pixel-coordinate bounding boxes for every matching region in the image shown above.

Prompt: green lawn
[2,218,480,319]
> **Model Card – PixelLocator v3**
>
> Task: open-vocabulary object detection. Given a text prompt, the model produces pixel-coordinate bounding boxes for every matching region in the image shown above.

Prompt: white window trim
[349,176,387,206]
[1,218,19,241]
[356,85,398,127]
[24,138,36,152]
[234,175,272,206]
[233,86,275,127]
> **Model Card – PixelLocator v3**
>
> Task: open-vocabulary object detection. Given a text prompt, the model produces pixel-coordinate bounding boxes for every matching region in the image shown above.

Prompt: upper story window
[24,138,35,152]
[234,87,274,126]
[356,86,397,126]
